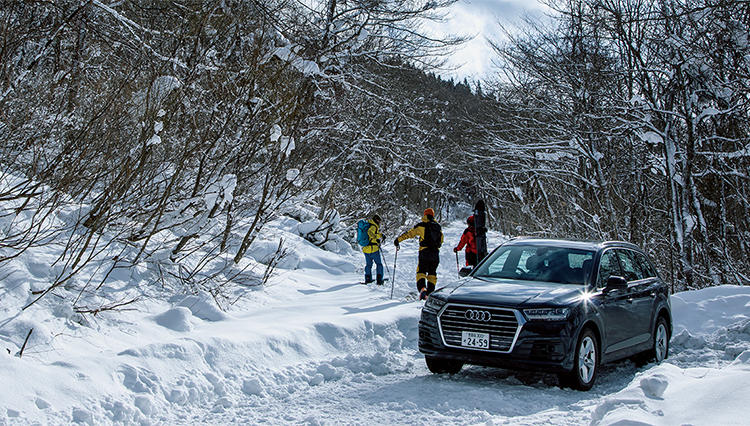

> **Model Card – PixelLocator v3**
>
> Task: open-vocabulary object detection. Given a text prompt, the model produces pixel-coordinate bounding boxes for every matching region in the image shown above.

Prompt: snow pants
[416,250,439,294]
[364,250,383,283]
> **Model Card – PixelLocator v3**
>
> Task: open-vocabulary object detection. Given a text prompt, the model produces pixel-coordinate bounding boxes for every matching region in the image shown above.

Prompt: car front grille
[438,304,522,353]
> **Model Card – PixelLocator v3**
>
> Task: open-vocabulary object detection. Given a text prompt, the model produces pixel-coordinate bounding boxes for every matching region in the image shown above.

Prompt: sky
[426,0,550,81]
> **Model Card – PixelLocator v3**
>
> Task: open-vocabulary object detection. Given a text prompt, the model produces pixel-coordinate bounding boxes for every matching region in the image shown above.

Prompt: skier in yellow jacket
[394,208,443,300]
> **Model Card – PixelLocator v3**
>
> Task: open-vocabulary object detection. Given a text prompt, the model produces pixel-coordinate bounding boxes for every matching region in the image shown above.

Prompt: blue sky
[426,0,548,80]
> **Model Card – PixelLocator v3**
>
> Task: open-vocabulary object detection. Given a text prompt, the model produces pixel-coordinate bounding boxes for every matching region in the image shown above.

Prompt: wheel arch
[656,307,672,336]
[578,320,602,358]
[564,320,602,390]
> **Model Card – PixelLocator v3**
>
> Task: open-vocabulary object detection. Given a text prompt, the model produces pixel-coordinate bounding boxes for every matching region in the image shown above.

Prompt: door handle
[626,298,634,303]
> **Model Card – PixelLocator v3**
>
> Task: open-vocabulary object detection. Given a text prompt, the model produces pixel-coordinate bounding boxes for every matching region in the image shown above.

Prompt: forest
[1,0,748,311]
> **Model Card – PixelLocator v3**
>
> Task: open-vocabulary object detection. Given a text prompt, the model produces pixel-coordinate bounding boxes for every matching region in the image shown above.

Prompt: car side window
[633,252,656,278]
[597,250,622,288]
[616,250,644,282]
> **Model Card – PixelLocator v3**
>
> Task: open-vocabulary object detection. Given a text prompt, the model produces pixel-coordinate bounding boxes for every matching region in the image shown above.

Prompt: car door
[632,249,663,335]
[614,249,653,352]
[593,249,636,356]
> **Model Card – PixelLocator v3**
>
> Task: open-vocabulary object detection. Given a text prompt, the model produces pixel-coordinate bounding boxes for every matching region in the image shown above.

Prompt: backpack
[418,221,442,250]
[356,219,371,247]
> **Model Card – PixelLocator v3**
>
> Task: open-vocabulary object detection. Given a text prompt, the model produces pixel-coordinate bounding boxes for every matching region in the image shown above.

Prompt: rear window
[475,245,595,284]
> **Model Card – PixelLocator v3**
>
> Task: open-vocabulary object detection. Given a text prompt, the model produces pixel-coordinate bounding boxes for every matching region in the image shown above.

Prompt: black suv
[419,238,671,390]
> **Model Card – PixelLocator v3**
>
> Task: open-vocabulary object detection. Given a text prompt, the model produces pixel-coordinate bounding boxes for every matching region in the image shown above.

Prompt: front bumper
[418,307,577,373]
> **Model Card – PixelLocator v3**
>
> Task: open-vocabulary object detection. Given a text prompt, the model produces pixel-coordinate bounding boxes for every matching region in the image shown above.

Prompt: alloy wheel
[655,322,668,362]
[578,336,596,384]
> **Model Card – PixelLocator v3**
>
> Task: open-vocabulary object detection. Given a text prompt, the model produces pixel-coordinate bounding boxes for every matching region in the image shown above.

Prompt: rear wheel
[651,317,670,362]
[425,356,463,374]
[560,328,599,391]
[634,316,671,366]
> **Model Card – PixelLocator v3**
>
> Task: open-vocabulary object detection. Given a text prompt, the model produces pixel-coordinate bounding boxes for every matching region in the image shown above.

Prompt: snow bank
[0,277,415,424]
[670,285,750,335]
[590,285,750,425]
[0,211,407,424]
[246,215,356,271]
[591,362,750,425]
[174,292,229,322]
[154,307,193,332]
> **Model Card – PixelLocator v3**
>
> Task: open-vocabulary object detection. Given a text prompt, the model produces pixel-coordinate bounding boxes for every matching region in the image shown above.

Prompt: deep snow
[1,219,750,425]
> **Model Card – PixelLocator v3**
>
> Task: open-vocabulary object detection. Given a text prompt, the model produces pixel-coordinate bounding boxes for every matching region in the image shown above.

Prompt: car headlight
[523,307,570,321]
[423,295,446,312]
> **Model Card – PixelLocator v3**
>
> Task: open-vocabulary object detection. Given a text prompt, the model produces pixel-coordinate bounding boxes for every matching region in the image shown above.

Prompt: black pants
[465,251,478,267]
[416,250,439,293]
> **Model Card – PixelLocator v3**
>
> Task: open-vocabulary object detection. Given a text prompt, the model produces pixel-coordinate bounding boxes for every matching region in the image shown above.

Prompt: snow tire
[560,328,599,391]
[634,316,670,366]
[650,317,670,363]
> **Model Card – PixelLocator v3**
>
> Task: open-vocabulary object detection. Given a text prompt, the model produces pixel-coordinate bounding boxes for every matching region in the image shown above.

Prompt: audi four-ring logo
[465,310,492,322]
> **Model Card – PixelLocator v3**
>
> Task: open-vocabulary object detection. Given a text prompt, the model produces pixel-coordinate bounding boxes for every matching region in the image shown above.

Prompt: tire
[425,356,463,375]
[650,317,670,362]
[560,328,599,391]
[633,316,670,366]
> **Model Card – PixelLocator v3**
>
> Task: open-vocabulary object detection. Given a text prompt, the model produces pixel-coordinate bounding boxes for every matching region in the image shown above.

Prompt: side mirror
[605,275,627,292]
[459,266,473,277]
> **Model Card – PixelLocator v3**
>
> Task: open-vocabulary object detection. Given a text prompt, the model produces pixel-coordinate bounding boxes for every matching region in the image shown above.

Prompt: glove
[453,247,459,253]
[393,238,400,249]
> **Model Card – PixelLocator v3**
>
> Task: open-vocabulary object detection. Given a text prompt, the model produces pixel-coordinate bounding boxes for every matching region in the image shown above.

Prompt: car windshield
[473,244,595,285]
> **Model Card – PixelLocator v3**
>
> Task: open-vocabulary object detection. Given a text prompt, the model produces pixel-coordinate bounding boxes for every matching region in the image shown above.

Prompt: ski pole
[380,247,391,278]
[390,248,398,299]
[455,250,460,274]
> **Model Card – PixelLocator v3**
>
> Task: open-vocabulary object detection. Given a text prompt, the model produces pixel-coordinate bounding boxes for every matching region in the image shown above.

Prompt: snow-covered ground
[1,220,750,425]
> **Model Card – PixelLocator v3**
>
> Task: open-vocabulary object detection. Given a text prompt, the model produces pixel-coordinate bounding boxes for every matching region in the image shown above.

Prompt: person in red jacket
[454,215,478,267]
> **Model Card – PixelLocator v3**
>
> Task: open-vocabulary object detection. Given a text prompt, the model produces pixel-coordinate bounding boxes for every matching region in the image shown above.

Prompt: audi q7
[418,238,671,390]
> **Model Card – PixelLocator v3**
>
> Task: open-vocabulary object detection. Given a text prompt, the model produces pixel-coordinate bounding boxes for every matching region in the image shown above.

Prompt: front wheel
[560,328,599,391]
[425,356,463,375]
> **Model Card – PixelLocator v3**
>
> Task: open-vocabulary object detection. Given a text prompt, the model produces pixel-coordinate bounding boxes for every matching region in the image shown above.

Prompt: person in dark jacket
[454,215,478,267]
[363,214,384,285]
[394,208,443,300]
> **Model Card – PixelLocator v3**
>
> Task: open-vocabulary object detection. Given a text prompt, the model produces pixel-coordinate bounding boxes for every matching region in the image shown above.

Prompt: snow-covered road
[2,220,750,425]
[187,277,750,425]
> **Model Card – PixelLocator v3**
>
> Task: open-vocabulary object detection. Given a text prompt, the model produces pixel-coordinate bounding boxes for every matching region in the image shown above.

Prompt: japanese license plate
[461,331,490,349]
